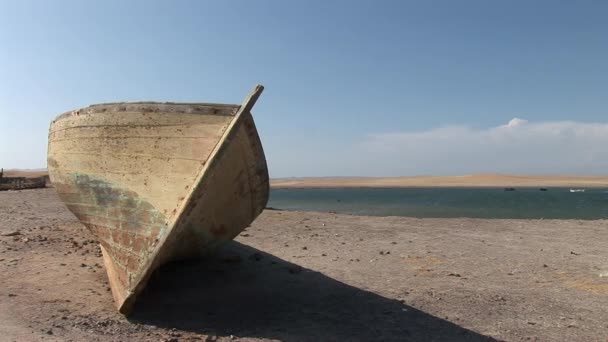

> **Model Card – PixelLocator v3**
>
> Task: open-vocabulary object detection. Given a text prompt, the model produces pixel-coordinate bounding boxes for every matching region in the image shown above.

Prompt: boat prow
[47,85,269,314]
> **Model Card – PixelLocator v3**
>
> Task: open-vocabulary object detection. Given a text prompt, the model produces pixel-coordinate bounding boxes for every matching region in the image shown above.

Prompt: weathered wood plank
[49,122,230,140]
[51,111,234,132]
[49,135,222,161]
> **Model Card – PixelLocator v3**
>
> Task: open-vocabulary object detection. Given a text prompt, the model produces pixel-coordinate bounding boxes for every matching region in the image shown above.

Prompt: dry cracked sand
[1,188,607,341]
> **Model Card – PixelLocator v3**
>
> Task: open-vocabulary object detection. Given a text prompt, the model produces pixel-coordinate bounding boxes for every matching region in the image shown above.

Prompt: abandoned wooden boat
[47,85,269,314]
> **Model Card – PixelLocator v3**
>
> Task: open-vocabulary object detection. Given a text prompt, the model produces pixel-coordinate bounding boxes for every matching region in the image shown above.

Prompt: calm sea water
[268,188,608,219]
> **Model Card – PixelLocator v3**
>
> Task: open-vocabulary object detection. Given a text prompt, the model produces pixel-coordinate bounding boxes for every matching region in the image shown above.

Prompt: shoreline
[268,208,608,221]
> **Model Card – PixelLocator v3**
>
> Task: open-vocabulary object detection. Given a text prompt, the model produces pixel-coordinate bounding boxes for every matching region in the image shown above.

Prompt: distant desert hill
[270,174,608,188]
[2,169,49,178]
[4,170,608,188]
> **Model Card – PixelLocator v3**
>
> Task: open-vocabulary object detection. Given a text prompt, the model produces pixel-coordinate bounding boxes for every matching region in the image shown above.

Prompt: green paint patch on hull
[55,173,168,290]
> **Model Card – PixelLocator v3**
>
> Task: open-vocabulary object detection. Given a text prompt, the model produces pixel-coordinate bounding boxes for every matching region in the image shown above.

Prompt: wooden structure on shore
[47,85,269,314]
[0,168,47,191]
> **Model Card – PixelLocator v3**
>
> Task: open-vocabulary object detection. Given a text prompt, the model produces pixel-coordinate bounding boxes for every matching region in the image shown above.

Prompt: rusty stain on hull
[47,85,269,314]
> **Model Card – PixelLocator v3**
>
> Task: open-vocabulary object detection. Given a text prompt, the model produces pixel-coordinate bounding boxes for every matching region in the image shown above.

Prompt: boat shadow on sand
[130,241,496,342]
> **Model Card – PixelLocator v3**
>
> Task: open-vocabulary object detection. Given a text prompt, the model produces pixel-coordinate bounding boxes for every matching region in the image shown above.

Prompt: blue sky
[1,1,607,176]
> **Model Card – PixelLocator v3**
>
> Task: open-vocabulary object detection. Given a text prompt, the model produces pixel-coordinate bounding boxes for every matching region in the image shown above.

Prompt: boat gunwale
[52,102,241,123]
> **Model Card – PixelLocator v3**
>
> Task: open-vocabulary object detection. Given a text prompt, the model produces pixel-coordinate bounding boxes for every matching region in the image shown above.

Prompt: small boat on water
[539,188,548,191]
[569,189,585,193]
[47,85,269,314]
[504,187,516,191]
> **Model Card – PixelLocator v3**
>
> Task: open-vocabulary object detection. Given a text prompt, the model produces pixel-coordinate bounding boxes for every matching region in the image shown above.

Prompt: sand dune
[2,169,49,178]
[271,173,608,188]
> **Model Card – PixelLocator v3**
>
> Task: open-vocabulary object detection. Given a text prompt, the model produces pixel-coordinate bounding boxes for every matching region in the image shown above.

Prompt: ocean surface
[267,188,608,219]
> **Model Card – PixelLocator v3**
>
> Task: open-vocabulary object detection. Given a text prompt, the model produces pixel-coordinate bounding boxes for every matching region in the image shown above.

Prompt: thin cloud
[357,118,608,176]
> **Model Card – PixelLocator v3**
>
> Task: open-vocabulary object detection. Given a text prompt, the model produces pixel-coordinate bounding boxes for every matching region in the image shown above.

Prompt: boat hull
[47,90,269,314]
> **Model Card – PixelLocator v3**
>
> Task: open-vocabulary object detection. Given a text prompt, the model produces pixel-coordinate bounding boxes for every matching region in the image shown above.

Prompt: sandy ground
[271,174,608,188]
[1,189,608,341]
